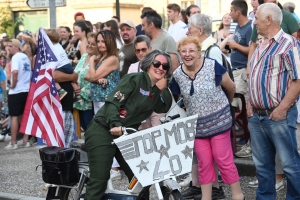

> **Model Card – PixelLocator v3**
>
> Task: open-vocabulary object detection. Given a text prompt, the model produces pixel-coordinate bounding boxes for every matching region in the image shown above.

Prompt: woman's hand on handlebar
[110,126,122,136]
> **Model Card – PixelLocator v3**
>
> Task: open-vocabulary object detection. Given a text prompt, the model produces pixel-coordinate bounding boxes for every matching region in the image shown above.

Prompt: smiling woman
[84,49,173,200]
[172,37,244,200]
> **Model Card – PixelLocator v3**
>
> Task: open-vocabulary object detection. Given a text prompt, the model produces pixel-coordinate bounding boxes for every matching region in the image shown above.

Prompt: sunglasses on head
[152,60,169,71]
[135,48,147,54]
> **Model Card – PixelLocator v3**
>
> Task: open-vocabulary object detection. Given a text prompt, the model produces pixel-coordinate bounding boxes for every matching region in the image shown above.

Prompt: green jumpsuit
[85,71,172,200]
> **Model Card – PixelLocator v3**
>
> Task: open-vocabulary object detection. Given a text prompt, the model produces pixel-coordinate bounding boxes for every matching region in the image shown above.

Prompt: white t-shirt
[9,52,31,95]
[116,39,123,50]
[168,20,187,42]
[52,43,70,68]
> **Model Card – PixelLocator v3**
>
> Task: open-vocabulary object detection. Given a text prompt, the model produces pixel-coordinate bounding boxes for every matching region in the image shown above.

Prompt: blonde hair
[44,29,60,44]
[177,37,201,53]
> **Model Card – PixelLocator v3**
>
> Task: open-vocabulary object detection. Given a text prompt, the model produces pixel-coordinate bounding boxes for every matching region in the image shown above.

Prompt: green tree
[0,6,23,38]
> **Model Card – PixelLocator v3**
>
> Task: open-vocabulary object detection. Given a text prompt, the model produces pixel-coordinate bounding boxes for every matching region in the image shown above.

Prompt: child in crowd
[44,29,81,102]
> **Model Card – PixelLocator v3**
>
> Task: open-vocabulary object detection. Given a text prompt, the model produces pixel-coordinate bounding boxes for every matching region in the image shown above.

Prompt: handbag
[166,88,187,119]
[39,146,80,185]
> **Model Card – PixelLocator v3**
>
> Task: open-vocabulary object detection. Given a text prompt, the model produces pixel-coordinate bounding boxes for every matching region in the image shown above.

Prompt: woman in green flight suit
[84,49,173,200]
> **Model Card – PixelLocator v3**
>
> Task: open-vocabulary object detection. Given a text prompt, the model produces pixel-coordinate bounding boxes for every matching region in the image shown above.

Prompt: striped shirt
[249,29,300,109]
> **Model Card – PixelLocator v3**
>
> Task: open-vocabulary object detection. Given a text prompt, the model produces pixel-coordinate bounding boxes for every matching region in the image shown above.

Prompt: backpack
[204,44,234,82]
[205,44,235,126]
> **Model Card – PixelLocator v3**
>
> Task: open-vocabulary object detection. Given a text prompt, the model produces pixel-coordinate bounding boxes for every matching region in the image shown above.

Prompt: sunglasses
[152,60,169,71]
[135,48,148,54]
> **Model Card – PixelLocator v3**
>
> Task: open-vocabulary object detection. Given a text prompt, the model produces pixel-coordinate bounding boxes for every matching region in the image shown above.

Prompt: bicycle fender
[160,179,181,191]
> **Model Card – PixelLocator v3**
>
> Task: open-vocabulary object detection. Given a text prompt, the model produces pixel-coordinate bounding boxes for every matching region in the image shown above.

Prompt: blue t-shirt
[230,20,252,70]
[136,24,145,36]
[0,67,6,94]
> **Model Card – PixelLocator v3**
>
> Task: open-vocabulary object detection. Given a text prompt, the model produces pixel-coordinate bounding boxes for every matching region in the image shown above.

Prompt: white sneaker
[248,179,259,188]
[276,180,284,192]
[110,169,121,181]
[0,134,4,142]
[179,174,192,187]
[3,134,11,142]
[235,144,252,158]
[17,140,31,148]
[4,143,18,150]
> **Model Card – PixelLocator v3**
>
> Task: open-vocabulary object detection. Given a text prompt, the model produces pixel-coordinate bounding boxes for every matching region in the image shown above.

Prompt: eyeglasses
[86,42,96,47]
[135,48,148,54]
[180,49,198,55]
[152,60,169,71]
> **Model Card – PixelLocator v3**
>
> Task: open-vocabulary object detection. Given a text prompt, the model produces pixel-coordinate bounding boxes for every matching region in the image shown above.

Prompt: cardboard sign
[113,115,198,186]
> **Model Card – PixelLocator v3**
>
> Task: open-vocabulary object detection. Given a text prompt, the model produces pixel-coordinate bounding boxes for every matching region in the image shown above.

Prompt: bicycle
[45,114,198,200]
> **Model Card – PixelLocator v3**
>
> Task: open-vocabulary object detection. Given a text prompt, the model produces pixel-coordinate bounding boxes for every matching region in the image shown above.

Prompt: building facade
[0,0,299,37]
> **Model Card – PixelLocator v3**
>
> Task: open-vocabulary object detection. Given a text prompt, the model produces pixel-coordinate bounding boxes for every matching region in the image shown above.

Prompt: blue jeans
[248,105,300,200]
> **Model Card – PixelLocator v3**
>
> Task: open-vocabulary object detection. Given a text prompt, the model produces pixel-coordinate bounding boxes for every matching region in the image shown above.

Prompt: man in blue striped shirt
[248,3,300,199]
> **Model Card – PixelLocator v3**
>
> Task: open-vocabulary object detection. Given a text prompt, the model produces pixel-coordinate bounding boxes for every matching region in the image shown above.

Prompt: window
[181,0,195,9]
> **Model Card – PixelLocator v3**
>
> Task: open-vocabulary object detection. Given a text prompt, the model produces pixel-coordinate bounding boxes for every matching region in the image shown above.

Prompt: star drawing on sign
[158,145,169,159]
[136,160,149,173]
[181,145,193,159]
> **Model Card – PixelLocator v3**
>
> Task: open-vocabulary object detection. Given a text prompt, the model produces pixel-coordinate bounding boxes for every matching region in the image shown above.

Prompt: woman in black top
[59,26,72,50]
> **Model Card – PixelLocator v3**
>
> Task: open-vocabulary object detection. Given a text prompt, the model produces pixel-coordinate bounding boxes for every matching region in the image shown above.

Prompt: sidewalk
[0,192,43,200]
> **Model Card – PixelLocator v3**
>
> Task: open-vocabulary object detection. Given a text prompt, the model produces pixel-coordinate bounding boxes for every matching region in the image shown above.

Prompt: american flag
[19,29,65,147]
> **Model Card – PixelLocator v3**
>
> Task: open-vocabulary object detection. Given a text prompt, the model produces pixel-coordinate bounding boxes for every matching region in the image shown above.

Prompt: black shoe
[194,186,226,200]
[181,183,202,199]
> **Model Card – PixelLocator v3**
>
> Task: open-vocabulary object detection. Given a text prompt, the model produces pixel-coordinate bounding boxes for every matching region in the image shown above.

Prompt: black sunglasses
[152,60,170,71]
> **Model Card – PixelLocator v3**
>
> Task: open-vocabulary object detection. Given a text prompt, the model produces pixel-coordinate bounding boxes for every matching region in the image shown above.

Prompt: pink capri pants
[194,130,240,184]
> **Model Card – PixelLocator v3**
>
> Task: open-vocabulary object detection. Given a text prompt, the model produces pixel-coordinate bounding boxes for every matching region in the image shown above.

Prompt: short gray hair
[258,3,282,25]
[133,35,151,49]
[188,14,212,36]
[283,2,296,13]
[140,49,172,79]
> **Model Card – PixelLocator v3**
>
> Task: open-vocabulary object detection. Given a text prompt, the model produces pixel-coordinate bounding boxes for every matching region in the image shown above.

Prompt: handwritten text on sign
[113,115,198,186]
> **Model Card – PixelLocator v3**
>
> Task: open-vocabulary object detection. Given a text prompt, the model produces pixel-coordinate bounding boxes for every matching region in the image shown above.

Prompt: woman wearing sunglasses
[172,37,244,200]
[127,35,167,130]
[84,49,173,200]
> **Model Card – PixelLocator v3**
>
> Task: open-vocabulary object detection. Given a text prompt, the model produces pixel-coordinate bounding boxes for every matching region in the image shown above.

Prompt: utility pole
[49,0,56,28]
[196,0,201,8]
[116,0,120,19]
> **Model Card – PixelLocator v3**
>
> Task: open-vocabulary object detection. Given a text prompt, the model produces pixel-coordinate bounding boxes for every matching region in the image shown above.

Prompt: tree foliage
[0,6,23,38]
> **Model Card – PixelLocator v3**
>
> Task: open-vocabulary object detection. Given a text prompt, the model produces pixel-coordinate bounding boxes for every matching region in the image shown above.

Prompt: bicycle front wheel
[160,186,183,200]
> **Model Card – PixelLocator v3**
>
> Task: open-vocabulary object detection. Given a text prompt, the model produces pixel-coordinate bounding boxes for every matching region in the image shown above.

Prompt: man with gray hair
[141,10,179,71]
[248,3,300,199]
[283,2,300,23]
[187,13,222,63]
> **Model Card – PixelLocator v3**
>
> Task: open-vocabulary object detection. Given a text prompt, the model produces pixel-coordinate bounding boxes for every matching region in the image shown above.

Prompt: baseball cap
[74,12,85,20]
[119,20,136,29]
[10,39,21,49]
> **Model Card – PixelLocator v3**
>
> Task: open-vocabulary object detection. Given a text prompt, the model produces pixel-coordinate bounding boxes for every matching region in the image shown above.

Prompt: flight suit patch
[150,93,155,100]
[140,88,150,96]
[119,108,127,118]
[114,91,125,102]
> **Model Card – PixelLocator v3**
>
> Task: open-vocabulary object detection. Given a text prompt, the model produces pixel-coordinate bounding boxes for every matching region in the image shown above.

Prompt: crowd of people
[0,0,300,199]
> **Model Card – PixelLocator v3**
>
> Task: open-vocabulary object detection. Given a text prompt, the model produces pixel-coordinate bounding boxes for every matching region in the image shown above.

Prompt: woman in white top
[214,13,232,55]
